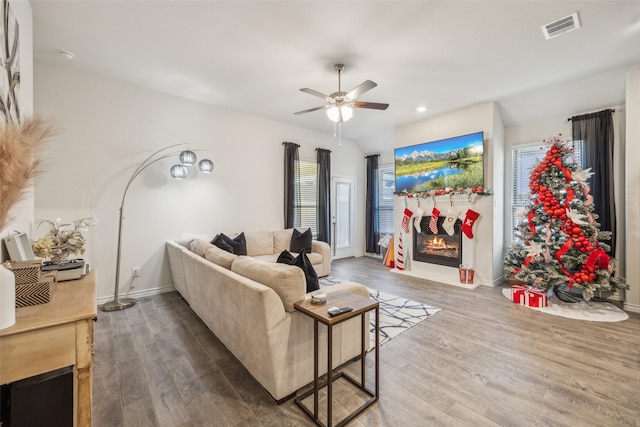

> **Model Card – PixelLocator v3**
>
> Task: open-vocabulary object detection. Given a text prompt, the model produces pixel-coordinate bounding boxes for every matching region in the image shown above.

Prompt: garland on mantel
[395,186,493,201]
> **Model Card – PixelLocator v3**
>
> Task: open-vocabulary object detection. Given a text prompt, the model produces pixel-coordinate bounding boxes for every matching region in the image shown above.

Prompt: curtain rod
[365,153,380,158]
[567,108,615,122]
[282,141,300,147]
[315,148,332,153]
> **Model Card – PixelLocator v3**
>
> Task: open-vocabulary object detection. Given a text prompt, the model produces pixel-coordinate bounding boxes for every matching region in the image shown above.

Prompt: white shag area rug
[501,288,628,322]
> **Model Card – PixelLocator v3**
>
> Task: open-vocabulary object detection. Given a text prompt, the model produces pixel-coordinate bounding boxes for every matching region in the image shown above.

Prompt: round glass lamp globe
[170,164,188,179]
[198,159,214,173]
[179,150,197,165]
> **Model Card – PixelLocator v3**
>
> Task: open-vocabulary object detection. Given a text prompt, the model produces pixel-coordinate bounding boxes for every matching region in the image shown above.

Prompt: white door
[332,176,355,259]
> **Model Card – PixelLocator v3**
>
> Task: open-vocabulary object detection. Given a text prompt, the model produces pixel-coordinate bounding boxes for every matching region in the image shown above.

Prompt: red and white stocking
[400,208,413,233]
[461,209,480,239]
[429,207,440,234]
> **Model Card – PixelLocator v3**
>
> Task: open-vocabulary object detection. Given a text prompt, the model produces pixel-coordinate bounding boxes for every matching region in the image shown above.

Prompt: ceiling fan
[294,64,389,123]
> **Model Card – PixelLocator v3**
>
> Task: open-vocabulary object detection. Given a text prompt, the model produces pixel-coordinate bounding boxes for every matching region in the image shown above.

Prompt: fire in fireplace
[413,216,462,268]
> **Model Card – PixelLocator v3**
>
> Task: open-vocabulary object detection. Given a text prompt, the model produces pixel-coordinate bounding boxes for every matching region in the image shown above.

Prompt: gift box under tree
[511,285,548,308]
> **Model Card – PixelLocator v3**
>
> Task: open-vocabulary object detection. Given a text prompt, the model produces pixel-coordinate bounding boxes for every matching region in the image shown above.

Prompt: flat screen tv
[394,131,484,193]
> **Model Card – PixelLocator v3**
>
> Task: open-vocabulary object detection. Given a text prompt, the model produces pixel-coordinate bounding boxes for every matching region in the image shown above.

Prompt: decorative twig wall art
[1,0,20,124]
[0,1,55,232]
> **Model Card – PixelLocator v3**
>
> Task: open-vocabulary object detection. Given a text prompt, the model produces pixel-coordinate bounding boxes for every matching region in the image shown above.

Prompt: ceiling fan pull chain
[332,121,342,146]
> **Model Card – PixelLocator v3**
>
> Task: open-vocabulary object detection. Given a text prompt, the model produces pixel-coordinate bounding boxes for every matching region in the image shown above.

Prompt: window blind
[295,159,318,238]
[378,165,395,236]
[511,140,583,241]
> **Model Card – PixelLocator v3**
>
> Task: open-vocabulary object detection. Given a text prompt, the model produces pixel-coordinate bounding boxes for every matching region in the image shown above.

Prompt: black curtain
[365,154,380,254]
[316,149,331,245]
[283,142,300,229]
[571,109,616,257]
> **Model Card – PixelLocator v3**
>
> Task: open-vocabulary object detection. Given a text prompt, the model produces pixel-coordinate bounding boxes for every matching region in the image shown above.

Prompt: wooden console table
[0,269,97,426]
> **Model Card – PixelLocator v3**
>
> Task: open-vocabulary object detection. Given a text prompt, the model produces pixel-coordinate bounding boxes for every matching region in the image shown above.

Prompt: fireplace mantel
[392,194,497,288]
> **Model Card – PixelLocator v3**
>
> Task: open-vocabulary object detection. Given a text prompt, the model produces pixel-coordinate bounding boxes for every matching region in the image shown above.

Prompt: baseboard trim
[97,284,176,305]
[623,302,640,313]
[390,268,480,289]
[389,267,505,289]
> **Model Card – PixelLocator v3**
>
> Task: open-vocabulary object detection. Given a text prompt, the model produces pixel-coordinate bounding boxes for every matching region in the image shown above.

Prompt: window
[511,140,583,241]
[295,159,318,238]
[377,164,395,238]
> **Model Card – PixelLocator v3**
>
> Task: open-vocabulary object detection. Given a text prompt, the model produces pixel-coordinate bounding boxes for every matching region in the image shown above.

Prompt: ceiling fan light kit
[295,63,389,127]
[327,105,353,123]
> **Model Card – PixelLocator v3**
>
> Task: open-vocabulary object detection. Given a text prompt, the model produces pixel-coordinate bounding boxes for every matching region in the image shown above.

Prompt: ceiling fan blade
[300,88,333,102]
[294,105,330,115]
[352,101,389,110]
[346,80,377,100]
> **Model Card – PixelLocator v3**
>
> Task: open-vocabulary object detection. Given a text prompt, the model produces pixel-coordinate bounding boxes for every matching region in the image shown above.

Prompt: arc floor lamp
[102,144,214,312]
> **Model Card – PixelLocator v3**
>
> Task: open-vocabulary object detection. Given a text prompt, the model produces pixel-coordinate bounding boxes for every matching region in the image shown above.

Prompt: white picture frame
[3,233,35,261]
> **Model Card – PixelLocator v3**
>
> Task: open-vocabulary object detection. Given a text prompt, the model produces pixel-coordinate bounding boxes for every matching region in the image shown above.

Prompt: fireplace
[413,216,462,268]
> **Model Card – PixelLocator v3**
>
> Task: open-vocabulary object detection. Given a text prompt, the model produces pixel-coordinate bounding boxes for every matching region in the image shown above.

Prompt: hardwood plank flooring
[93,256,640,426]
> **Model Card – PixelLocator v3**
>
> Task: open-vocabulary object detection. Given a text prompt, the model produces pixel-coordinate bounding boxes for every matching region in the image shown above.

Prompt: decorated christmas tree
[504,135,627,301]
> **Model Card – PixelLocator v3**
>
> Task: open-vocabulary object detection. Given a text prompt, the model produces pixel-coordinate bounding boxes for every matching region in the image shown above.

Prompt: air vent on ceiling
[541,12,580,40]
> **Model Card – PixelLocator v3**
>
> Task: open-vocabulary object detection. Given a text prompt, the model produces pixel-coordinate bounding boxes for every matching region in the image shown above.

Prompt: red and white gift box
[511,285,548,308]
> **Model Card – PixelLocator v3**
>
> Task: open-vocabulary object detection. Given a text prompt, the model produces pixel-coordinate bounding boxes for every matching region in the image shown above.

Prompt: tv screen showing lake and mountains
[394,131,484,194]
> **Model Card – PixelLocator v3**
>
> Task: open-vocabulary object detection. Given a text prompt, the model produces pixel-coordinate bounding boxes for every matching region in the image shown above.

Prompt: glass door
[332,176,355,259]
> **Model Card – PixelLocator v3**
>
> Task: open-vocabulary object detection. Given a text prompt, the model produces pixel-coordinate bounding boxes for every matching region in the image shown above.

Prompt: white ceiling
[31,1,640,144]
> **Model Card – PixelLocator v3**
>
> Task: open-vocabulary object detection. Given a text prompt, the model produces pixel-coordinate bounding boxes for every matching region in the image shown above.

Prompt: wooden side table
[0,269,97,426]
[294,291,379,427]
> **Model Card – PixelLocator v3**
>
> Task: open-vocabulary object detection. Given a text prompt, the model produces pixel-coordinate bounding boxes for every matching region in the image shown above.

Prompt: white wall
[625,67,640,312]
[1,1,34,252]
[34,61,364,301]
[357,127,395,165]
[491,103,505,283]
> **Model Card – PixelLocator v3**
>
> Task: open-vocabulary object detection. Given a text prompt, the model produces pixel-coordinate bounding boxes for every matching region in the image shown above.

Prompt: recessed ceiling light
[56,49,75,60]
[416,106,427,113]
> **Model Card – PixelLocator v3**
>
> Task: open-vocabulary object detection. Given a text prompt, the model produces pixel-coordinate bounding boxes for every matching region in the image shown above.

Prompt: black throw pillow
[290,251,319,293]
[276,250,294,264]
[211,234,234,253]
[290,228,312,253]
[223,232,247,255]
[211,232,247,255]
[276,250,319,292]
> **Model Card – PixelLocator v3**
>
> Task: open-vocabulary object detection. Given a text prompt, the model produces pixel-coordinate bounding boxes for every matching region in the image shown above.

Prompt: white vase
[0,264,16,329]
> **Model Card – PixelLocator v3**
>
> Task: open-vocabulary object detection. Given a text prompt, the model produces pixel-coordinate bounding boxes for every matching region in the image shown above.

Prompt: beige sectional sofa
[166,230,369,402]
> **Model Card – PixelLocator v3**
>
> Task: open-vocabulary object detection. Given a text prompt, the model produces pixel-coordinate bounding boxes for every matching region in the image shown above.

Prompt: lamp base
[102,297,136,312]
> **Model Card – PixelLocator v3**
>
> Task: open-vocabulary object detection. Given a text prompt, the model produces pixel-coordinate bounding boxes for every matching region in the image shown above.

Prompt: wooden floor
[93,256,640,426]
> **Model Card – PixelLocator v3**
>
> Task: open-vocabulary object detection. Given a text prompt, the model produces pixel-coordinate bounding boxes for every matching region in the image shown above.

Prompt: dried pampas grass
[0,117,54,231]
